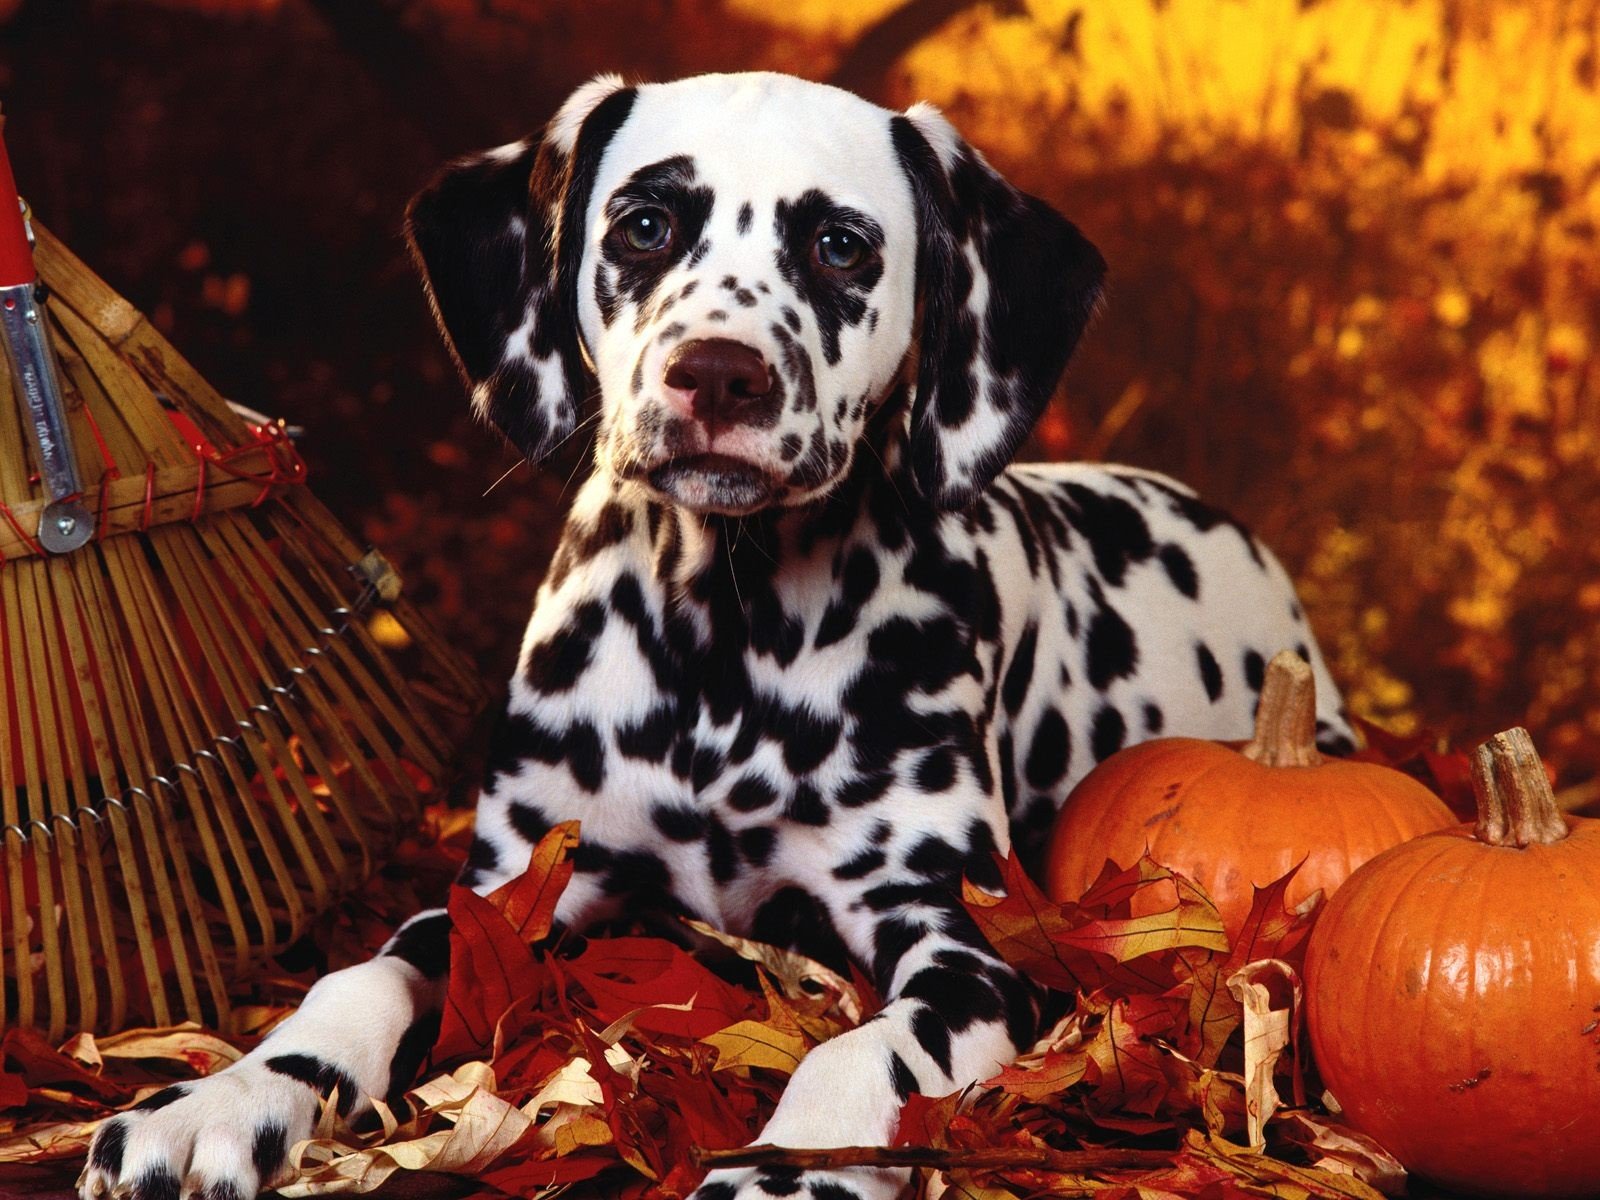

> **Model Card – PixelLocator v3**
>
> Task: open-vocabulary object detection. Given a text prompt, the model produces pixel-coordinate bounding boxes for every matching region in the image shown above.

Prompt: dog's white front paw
[694,1164,909,1200]
[77,1057,337,1200]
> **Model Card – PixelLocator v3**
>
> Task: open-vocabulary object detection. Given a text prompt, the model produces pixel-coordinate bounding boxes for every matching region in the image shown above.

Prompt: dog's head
[407,72,1104,513]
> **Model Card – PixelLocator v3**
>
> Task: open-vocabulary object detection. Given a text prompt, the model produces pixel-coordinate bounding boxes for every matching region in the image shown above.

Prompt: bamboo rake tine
[13,561,75,1037]
[105,535,304,945]
[59,551,226,1028]
[266,507,452,771]
[80,547,251,998]
[144,529,333,921]
[210,512,412,825]
[277,487,486,707]
[96,536,262,968]
[159,526,349,881]
[1,569,38,1028]
[203,517,395,857]
[35,558,105,1035]
[64,547,174,1024]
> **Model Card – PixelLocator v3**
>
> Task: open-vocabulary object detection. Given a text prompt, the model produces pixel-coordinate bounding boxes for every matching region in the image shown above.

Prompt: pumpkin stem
[1471,727,1567,848]
[1240,650,1324,768]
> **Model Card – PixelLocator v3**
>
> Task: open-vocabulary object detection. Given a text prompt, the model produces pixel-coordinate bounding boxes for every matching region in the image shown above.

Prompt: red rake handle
[0,115,94,552]
[0,122,36,288]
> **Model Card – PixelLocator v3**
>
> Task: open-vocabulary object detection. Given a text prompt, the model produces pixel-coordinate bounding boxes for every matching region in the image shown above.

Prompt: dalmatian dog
[80,71,1354,1200]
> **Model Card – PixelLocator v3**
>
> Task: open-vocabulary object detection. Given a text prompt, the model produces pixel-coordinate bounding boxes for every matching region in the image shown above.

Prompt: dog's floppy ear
[405,76,637,462]
[891,104,1106,509]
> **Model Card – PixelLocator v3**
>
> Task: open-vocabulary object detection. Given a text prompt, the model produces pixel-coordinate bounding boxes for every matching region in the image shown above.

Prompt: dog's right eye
[618,208,672,252]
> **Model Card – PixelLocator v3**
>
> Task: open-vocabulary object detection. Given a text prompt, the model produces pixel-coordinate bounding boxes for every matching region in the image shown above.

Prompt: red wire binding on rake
[3,420,309,564]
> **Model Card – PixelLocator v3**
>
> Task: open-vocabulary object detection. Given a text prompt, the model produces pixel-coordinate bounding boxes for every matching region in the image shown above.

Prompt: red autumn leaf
[433,883,546,1063]
[961,852,1087,991]
[1082,992,1178,1116]
[0,1028,127,1104]
[1058,857,1228,962]
[893,1088,964,1147]
[982,1048,1088,1101]
[478,1152,616,1192]
[564,937,757,1038]
[488,821,579,943]
[1177,865,1317,1064]
[0,1067,28,1109]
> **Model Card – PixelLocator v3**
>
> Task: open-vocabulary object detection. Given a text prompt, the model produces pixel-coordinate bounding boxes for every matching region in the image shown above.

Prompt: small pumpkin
[1305,727,1600,1197]
[1044,650,1454,930]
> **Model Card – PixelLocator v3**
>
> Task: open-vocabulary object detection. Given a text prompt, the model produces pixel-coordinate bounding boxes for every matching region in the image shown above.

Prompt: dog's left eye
[619,208,672,252]
[815,227,868,271]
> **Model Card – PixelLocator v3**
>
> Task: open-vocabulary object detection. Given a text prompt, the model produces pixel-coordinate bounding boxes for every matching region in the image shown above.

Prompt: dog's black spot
[707,815,740,882]
[915,747,957,793]
[617,704,676,760]
[565,720,607,792]
[1244,648,1266,692]
[1001,623,1038,716]
[1091,704,1127,761]
[652,803,707,842]
[837,770,894,808]
[785,783,830,826]
[252,1121,290,1183]
[911,1005,953,1075]
[1085,601,1138,691]
[524,601,606,693]
[133,1084,188,1112]
[1143,702,1165,734]
[385,1010,442,1110]
[834,847,886,880]
[131,1168,182,1200]
[266,1054,360,1116]
[1196,641,1224,702]
[736,202,754,234]
[1060,483,1154,587]
[773,190,883,366]
[889,1050,919,1101]
[756,1166,803,1196]
[1025,706,1070,788]
[90,1119,127,1175]
[751,886,852,974]
[383,911,451,979]
[459,835,500,888]
[1159,543,1200,599]
[738,825,777,866]
[728,773,780,812]
[871,915,924,989]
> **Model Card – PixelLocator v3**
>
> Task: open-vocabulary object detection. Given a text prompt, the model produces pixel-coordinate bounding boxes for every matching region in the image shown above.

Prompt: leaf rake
[0,121,489,1040]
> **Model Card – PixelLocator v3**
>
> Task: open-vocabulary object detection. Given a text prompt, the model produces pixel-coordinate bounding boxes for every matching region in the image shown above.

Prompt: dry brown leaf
[684,917,863,1022]
[1278,1111,1407,1196]
[1226,959,1302,1148]
[95,1023,243,1075]
[0,1117,102,1163]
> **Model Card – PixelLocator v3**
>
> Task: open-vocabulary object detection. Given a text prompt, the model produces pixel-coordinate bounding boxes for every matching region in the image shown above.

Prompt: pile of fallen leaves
[2,807,1428,1200]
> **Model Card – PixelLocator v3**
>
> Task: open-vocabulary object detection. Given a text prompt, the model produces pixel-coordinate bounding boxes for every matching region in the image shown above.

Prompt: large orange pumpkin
[1044,651,1454,931]
[1305,728,1600,1197]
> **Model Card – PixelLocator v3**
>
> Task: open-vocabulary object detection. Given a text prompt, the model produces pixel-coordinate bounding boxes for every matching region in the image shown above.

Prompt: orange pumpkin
[1305,728,1600,1197]
[1044,650,1454,931]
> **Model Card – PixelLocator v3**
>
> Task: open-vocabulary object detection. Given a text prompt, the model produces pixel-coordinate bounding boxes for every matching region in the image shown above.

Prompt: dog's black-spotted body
[81,72,1353,1200]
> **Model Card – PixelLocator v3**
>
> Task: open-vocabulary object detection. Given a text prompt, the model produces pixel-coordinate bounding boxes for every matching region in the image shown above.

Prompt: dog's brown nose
[662,338,776,431]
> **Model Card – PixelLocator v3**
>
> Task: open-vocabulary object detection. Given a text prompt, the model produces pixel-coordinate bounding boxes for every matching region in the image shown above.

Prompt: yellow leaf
[701,1020,810,1074]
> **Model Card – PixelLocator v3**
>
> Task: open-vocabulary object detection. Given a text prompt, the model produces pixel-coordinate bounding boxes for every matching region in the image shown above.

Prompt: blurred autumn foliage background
[1,0,1595,797]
